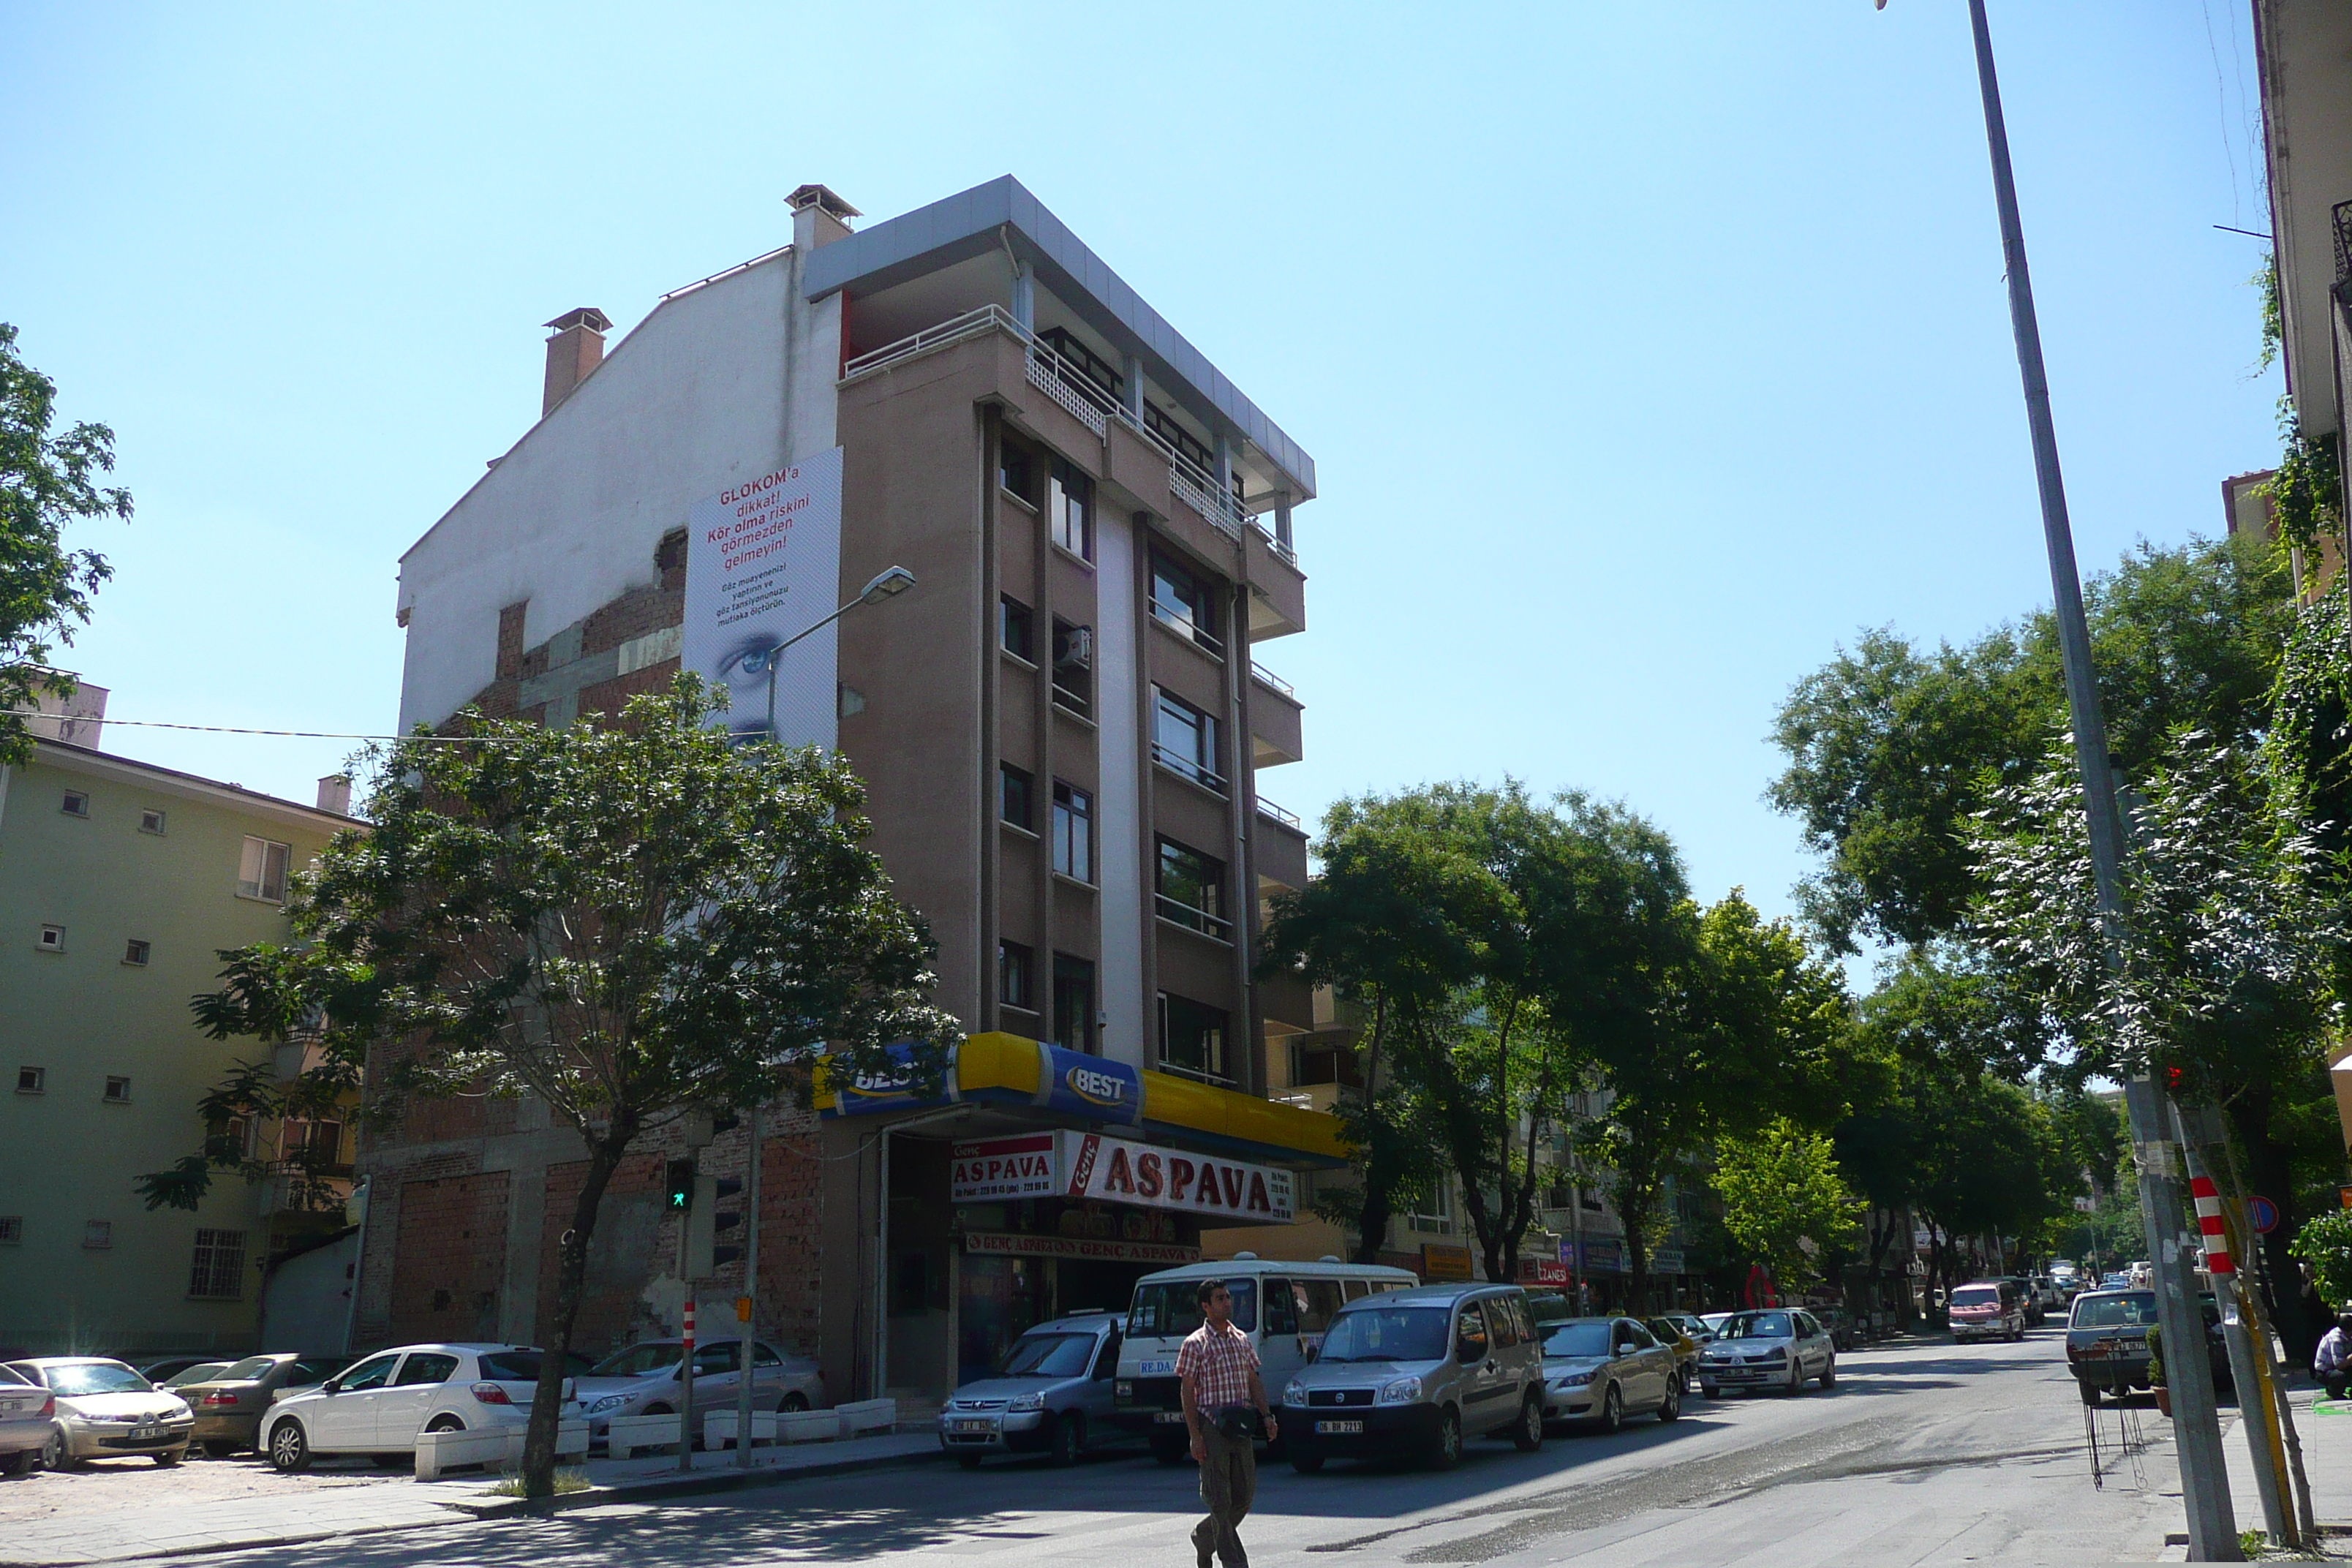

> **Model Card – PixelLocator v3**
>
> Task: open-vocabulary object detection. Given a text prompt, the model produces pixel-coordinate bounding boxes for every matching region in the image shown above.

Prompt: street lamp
[754,566,916,740]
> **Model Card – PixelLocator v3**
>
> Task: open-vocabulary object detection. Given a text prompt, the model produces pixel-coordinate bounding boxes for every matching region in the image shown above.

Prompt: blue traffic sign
[2250,1195,2280,1235]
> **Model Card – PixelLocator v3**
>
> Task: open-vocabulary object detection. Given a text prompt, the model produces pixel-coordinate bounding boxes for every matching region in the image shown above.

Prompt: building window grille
[1153,690,1223,794]
[1053,954,1097,1054]
[103,1075,132,1103]
[1048,459,1093,560]
[1052,782,1093,884]
[1000,595,1034,662]
[1156,992,1230,1085]
[83,1220,112,1250]
[61,791,89,818]
[37,924,64,953]
[999,941,1034,1013]
[189,1228,246,1300]
[1155,837,1230,938]
[15,1066,44,1094]
[1051,620,1093,716]
[1150,554,1222,654]
[140,809,167,834]
[238,837,291,902]
[1000,764,1034,832]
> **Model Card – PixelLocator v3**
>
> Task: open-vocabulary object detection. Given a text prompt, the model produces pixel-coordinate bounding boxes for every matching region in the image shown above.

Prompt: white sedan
[261,1343,582,1471]
[4,1358,194,1467]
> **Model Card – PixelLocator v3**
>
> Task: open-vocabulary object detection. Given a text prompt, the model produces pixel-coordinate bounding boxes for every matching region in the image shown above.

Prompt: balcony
[1255,799,1308,891]
[1250,665,1302,768]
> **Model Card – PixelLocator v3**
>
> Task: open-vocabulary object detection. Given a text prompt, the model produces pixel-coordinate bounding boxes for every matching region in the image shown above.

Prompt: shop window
[1053,954,1097,1054]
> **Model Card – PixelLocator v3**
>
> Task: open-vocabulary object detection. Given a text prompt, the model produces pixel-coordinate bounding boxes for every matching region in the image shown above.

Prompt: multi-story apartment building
[375,178,1344,1401]
[0,693,356,1357]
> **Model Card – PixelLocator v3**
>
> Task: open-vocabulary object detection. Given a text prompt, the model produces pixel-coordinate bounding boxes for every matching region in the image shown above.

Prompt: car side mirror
[320,1379,342,1394]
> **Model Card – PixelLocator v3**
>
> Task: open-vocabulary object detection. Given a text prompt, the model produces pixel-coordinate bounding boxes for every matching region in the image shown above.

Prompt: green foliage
[1709,1117,1862,1292]
[2146,1321,2166,1387]
[2261,406,2342,570]
[0,323,129,765]
[2264,584,2352,864]
[2256,252,2283,375]
[2289,1210,2352,1314]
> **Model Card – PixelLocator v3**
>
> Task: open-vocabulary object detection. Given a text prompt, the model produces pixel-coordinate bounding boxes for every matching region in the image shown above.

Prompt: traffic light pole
[1958,0,2236,1554]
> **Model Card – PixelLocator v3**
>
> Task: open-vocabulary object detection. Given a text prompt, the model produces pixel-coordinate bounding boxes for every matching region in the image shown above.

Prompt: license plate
[950,1419,992,1433]
[1154,1411,1187,1424]
[133,1426,165,1440]
[1139,1360,1176,1376]
[1316,1420,1362,1435]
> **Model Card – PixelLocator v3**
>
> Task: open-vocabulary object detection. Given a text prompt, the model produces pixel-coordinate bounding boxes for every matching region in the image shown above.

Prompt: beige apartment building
[374,178,1349,1403]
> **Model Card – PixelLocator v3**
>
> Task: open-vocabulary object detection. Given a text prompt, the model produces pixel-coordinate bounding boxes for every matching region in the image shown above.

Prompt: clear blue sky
[0,1,2281,946]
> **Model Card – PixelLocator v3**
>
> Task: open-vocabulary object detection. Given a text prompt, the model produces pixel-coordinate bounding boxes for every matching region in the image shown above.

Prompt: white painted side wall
[1093,510,1145,1072]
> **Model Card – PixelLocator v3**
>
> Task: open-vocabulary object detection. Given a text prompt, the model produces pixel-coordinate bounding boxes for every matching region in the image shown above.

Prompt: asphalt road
[148,1327,2190,1567]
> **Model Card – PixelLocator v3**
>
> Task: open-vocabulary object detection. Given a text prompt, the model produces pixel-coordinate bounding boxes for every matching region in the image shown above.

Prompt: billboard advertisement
[1035,1044,1142,1126]
[682,448,844,746]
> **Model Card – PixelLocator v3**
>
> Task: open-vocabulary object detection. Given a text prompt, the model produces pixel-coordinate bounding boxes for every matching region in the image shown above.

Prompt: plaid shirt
[1177,1318,1261,1411]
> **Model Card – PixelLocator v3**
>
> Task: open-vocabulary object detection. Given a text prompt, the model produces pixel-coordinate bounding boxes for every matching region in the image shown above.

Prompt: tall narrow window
[1156,993,1230,1084]
[1150,553,1221,653]
[1053,954,1098,1054]
[1052,782,1093,883]
[238,837,291,902]
[999,595,1034,662]
[1049,459,1093,559]
[1153,690,1222,793]
[998,941,1034,1012]
[1000,764,1034,832]
[1156,837,1229,938]
[999,437,1036,506]
[188,1229,246,1300]
[1051,620,1093,716]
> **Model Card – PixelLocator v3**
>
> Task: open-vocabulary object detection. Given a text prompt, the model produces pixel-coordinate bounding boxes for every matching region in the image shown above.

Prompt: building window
[103,1075,131,1104]
[998,941,1034,1012]
[238,836,291,902]
[122,939,151,967]
[1156,837,1229,938]
[1049,459,1093,560]
[83,1220,112,1250]
[189,1229,246,1300]
[1150,553,1221,654]
[0,1217,20,1245]
[37,924,64,953]
[283,1119,344,1168]
[999,437,1036,507]
[61,791,89,818]
[1053,954,1097,1054]
[15,1066,44,1094]
[1157,992,1230,1085]
[1050,619,1092,716]
[140,809,167,835]
[1052,782,1093,883]
[1409,1183,1453,1237]
[1153,690,1223,793]
[1000,595,1034,662]
[1000,764,1034,832]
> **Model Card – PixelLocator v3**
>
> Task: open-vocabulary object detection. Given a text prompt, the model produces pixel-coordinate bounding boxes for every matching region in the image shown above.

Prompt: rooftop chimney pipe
[541,307,613,418]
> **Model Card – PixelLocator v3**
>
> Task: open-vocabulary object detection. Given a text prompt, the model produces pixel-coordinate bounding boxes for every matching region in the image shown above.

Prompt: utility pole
[1945,0,2238,1553]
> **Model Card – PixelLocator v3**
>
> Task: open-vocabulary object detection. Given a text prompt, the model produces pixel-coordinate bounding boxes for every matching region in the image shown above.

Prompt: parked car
[1655,1312,1716,1345]
[1948,1281,2025,1343]
[1815,1308,1861,1352]
[1644,1317,1702,1392]
[938,1311,1124,1469]
[2065,1289,2231,1406]
[1699,1312,1735,1338]
[0,1365,54,1475]
[176,1354,349,1457]
[260,1343,578,1471]
[1997,1277,2045,1327]
[157,1362,235,1391]
[2100,1272,2133,1291]
[1279,1283,1547,1471]
[137,1357,225,1387]
[1541,1318,1681,1430]
[1695,1309,1837,1398]
[6,1358,192,1468]
[573,1338,821,1449]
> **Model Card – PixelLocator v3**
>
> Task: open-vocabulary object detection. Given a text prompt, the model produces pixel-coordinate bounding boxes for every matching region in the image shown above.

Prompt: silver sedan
[1696,1308,1837,1398]
[0,1365,53,1475]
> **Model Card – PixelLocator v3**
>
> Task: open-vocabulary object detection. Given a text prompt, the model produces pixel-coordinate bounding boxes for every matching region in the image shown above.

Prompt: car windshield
[1718,1312,1794,1341]
[1128,1281,1255,1338]
[592,1344,685,1379]
[47,1362,153,1395]
[1951,1286,2002,1308]
[1540,1322,1613,1359]
[479,1351,593,1382]
[2073,1294,2160,1328]
[1319,1307,1451,1363]
[998,1334,1096,1379]
[212,1357,277,1382]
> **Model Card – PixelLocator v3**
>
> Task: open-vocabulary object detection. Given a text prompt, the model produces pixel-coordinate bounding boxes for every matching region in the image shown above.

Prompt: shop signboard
[1518,1256,1570,1286]
[1036,1043,1142,1126]
[1651,1248,1686,1275]
[1422,1243,1475,1281]
[950,1134,1060,1202]
[822,1041,954,1117]
[1581,1238,1627,1274]
[1059,1132,1293,1222]
[965,1232,1199,1264]
[682,448,845,746]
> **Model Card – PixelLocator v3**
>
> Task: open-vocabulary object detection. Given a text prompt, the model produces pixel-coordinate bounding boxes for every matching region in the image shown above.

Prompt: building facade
[372,178,1342,1403]
[0,705,354,1357]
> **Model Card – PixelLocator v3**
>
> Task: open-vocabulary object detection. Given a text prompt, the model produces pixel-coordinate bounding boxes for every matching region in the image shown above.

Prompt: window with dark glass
[1052,781,1093,883]
[1049,459,1093,560]
[1000,595,1033,662]
[1155,837,1229,938]
[1000,764,1033,831]
[1153,690,1221,792]
[999,941,1034,1011]
[1053,954,1097,1054]
[1052,619,1093,716]
[999,437,1036,505]
[1157,992,1229,1083]
[1150,553,1221,652]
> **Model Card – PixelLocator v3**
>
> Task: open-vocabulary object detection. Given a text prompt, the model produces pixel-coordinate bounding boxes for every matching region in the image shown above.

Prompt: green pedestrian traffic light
[665,1158,695,1210]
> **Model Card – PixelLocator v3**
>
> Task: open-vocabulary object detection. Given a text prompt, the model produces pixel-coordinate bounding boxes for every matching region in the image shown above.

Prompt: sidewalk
[6,1431,943,1566]
[2155,1382,2352,1560]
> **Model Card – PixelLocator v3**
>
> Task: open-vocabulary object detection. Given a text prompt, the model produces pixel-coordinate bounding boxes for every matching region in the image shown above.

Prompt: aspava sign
[951,1134,1060,1202]
[1065,1133,1293,1223]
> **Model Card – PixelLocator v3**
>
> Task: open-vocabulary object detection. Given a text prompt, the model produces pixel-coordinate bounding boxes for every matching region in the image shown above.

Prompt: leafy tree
[1710,1118,1862,1294]
[0,323,129,764]
[148,678,957,1497]
[2290,1211,2352,1315]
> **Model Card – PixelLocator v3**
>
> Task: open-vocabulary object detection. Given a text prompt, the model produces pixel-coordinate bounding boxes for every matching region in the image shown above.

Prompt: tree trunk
[523,1117,633,1499]
[1349,995,1393,1268]
[2229,1090,2315,1364]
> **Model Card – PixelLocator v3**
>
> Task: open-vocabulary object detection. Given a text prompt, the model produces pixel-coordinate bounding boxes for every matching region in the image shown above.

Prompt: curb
[445,1442,950,1518]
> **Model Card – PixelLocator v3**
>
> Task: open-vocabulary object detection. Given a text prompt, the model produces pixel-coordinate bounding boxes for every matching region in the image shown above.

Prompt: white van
[1113,1254,1420,1461]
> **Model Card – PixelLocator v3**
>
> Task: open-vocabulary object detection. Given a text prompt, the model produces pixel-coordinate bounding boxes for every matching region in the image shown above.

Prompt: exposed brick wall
[388,1169,512,1344]
[756,1109,826,1357]
[535,1151,667,1356]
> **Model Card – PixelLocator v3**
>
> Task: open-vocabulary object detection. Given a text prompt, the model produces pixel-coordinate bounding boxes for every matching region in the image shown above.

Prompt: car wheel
[153,1448,185,1467]
[1512,1391,1544,1452]
[782,1392,810,1413]
[1818,1357,1836,1391]
[268,1420,312,1474]
[1289,1446,1326,1474]
[201,1440,241,1459]
[39,1427,69,1471]
[1784,1362,1805,1398]
[1656,1378,1682,1423]
[1595,1383,1624,1435]
[1699,1382,1719,1401]
[1429,1406,1463,1470]
[957,1452,984,1470]
[424,1415,465,1434]
[1049,1413,1082,1467]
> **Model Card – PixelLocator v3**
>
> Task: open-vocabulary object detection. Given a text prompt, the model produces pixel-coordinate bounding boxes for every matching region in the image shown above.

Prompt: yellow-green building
[0,731,352,1358]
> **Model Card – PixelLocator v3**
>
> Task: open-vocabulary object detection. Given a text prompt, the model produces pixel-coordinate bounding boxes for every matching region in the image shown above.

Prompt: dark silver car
[1540,1317,1682,1431]
[176,1353,349,1456]
[0,1365,53,1475]
[1279,1284,1547,1471]
[572,1338,822,1447]
[1695,1309,1837,1398]
[939,1311,1125,1468]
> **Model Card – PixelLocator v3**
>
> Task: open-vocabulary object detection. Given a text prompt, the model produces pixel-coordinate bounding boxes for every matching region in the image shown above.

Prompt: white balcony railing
[1249,662,1295,701]
[1255,797,1303,832]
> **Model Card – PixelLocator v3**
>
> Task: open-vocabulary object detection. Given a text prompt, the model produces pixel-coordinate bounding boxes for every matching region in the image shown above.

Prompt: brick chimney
[316,774,353,815]
[541,307,614,418]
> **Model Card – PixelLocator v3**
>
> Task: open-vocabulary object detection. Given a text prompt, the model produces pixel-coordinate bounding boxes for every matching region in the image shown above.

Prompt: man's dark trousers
[1193,1422,1256,1567]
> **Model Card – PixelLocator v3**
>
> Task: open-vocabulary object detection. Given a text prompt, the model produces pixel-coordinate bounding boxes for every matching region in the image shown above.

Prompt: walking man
[1179,1278,1278,1568]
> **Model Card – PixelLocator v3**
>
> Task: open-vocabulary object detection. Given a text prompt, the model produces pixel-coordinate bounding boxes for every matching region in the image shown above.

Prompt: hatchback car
[5,1359,193,1468]
[572,1338,822,1448]
[177,1354,348,1456]
[1280,1284,1546,1471]
[0,1365,54,1475]
[262,1343,578,1471]
[1541,1318,1681,1430]
[939,1311,1123,1468]
[1695,1310,1836,1398]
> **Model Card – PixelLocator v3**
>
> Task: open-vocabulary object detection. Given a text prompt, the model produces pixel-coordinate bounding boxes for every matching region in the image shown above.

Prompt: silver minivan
[938,1311,1124,1468]
[1278,1284,1547,1471]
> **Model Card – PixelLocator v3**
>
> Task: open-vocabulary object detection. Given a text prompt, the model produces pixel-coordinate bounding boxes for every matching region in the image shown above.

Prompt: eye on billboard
[682,448,845,747]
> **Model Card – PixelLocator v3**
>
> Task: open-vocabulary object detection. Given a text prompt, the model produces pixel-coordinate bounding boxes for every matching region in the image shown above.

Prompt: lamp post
[754,566,916,741]
[1880,0,2238,1553]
